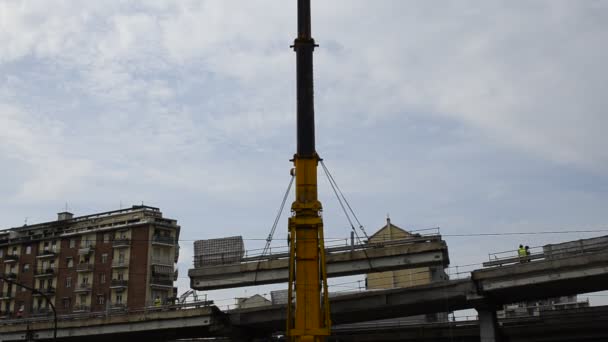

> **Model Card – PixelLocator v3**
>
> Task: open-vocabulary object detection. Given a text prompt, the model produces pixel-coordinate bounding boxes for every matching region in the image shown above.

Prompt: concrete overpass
[328,305,608,342]
[3,236,608,341]
[0,306,226,342]
[189,236,449,290]
[230,246,608,339]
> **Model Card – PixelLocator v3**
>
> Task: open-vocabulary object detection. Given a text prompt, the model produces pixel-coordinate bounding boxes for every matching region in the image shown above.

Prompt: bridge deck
[189,236,449,290]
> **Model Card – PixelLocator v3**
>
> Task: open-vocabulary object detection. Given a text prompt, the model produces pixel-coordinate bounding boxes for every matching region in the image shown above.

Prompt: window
[63,298,71,309]
[11,247,17,255]
[101,253,108,264]
[97,295,105,305]
[66,277,72,288]
[51,240,57,252]
[43,241,50,251]
[118,251,125,264]
[100,273,106,284]
[103,233,110,243]
[39,279,46,289]
[23,264,30,272]
[0,249,3,257]
[79,294,87,305]
[25,245,31,254]
[67,257,73,268]
[117,272,124,281]
[69,239,76,248]
[82,276,89,285]
[116,294,123,304]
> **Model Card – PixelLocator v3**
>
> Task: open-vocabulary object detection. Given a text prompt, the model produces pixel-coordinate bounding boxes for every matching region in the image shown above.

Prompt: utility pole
[286,1,331,341]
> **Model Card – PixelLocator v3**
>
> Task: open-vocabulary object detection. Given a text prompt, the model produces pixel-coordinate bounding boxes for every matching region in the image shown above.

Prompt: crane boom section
[287,1,331,341]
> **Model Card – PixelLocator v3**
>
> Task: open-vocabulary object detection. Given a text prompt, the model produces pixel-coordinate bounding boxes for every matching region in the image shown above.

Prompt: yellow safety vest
[518,248,526,257]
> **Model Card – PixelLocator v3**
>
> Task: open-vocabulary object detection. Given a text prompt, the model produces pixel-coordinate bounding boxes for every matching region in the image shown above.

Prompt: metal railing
[76,263,94,272]
[110,279,128,287]
[150,277,172,286]
[34,287,56,295]
[34,268,55,276]
[152,235,175,245]
[193,233,444,267]
[112,261,129,268]
[78,245,95,254]
[74,283,92,292]
[0,300,214,326]
[36,250,57,258]
[73,305,91,312]
[112,238,131,247]
[3,254,18,262]
[483,237,608,267]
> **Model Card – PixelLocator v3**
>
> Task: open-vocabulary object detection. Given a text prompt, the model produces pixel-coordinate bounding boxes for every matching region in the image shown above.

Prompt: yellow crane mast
[286,0,331,341]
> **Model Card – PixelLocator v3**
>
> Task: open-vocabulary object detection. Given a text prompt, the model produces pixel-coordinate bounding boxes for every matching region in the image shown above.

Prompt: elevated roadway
[328,305,608,342]
[0,306,225,342]
[189,236,449,290]
[3,236,608,341]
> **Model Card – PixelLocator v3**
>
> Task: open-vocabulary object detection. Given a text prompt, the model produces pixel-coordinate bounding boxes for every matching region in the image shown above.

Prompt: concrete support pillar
[478,308,501,342]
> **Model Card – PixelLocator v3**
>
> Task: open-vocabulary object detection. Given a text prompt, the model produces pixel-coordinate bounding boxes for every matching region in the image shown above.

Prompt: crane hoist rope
[253,174,294,284]
[320,160,375,273]
[320,160,370,242]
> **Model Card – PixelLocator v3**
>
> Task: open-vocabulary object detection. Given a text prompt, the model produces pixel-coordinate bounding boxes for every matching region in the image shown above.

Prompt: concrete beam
[229,279,474,331]
[473,250,608,304]
[0,307,222,342]
[189,240,448,290]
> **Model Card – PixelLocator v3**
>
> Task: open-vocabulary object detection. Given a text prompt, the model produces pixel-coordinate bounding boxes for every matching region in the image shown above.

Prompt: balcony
[36,250,57,259]
[151,258,173,266]
[110,279,128,288]
[73,305,91,312]
[0,292,14,300]
[3,254,18,263]
[150,276,172,287]
[73,283,92,293]
[31,308,52,317]
[76,263,94,272]
[4,272,17,280]
[111,261,129,268]
[78,245,95,255]
[152,235,175,246]
[34,287,56,296]
[109,303,126,311]
[112,238,131,248]
[34,268,55,277]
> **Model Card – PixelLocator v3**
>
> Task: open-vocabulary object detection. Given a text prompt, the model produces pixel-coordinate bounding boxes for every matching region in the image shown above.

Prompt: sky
[1,0,607,311]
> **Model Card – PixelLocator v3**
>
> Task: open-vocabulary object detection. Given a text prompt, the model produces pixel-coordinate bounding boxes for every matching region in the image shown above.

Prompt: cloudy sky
[1,1,607,308]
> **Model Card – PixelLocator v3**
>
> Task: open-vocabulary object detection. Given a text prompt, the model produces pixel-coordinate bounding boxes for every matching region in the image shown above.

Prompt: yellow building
[365,218,449,323]
[366,218,448,290]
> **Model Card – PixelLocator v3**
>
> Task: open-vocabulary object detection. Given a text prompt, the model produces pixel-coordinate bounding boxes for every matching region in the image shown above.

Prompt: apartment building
[0,205,179,318]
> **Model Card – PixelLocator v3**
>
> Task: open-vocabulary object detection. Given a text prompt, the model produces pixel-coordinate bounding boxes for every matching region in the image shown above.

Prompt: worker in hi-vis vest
[518,244,527,263]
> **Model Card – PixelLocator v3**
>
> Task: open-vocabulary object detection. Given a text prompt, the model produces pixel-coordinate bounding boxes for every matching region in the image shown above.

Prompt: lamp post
[1,275,57,341]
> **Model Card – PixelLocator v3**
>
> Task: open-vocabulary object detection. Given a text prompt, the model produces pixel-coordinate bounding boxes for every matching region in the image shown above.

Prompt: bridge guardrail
[0,300,214,326]
[483,236,608,267]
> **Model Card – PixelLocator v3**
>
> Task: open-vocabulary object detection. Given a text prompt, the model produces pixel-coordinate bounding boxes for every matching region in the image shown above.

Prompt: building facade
[365,218,449,323]
[0,205,179,319]
[365,218,448,290]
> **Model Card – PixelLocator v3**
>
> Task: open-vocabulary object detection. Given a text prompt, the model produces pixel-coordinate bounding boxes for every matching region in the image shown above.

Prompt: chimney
[57,212,73,221]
